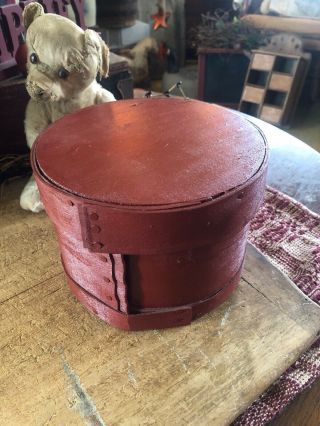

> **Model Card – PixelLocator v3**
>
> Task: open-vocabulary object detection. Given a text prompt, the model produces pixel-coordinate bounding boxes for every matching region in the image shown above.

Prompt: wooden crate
[239,50,310,127]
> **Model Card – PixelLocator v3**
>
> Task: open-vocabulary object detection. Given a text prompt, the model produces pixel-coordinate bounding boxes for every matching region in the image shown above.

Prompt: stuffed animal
[20,2,115,213]
[119,37,159,87]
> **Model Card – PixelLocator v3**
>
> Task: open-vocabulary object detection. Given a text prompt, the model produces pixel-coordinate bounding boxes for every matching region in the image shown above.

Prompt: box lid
[34,98,267,210]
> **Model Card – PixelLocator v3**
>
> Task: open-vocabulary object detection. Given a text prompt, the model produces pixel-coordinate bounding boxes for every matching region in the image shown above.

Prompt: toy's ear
[23,2,45,30]
[84,29,110,78]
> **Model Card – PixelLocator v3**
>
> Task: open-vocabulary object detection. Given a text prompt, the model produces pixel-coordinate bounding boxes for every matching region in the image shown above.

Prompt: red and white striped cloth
[233,187,320,425]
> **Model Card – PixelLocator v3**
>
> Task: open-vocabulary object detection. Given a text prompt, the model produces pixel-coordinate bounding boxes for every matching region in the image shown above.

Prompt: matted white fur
[20,176,44,213]
[20,2,115,213]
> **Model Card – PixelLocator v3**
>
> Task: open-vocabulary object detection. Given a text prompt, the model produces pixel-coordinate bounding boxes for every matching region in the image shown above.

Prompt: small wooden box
[31,98,268,330]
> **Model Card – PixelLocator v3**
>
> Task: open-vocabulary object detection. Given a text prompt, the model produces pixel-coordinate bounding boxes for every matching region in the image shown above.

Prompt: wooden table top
[1,179,319,426]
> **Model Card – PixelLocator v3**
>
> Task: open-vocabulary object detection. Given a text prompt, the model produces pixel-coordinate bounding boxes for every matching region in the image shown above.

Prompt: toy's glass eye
[30,53,38,64]
[58,67,69,79]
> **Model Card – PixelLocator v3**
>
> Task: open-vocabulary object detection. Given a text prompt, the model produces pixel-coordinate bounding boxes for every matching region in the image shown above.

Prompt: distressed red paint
[31,98,268,330]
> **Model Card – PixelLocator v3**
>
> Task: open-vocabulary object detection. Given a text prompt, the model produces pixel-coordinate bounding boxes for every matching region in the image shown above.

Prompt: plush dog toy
[119,37,159,86]
[20,2,115,213]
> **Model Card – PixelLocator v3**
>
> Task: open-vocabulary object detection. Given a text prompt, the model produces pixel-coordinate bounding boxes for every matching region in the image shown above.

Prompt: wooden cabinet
[239,50,310,127]
[198,48,250,108]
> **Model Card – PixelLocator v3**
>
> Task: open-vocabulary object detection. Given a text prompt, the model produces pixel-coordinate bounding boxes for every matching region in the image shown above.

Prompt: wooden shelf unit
[239,50,309,126]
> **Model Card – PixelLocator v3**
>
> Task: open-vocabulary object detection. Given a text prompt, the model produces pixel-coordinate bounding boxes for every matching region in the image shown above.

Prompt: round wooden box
[31,98,268,330]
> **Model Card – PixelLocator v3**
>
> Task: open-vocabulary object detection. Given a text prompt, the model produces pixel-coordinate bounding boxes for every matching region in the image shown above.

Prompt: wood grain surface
[1,179,320,425]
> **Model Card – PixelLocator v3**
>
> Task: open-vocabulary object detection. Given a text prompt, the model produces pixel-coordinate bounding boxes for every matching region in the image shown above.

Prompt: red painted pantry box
[31,98,268,330]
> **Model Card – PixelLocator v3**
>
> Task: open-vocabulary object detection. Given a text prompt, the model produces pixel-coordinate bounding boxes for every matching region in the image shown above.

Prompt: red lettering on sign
[0,4,24,54]
[69,0,85,28]
[0,0,85,78]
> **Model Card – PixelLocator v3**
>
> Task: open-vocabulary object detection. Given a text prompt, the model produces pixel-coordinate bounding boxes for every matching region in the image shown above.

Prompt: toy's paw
[20,177,44,213]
